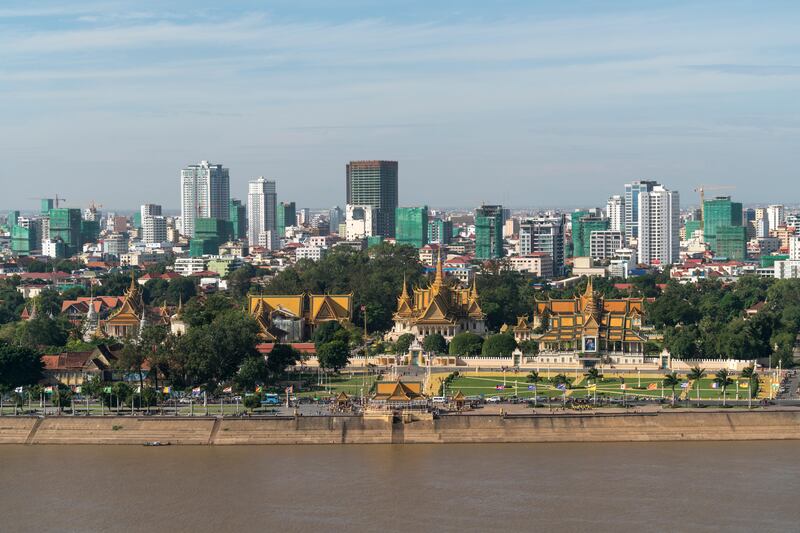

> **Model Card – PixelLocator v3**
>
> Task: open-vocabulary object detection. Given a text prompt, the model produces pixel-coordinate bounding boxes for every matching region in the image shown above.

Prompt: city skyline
[2,1,800,210]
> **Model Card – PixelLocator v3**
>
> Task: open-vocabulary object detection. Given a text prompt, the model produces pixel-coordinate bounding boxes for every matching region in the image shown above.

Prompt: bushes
[449,332,483,356]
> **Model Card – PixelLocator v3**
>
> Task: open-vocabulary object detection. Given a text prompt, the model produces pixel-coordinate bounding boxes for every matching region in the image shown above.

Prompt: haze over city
[2,0,799,210]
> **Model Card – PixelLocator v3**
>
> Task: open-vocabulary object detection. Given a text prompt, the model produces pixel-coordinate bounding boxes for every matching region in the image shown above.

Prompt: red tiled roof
[42,352,93,371]
[257,343,317,355]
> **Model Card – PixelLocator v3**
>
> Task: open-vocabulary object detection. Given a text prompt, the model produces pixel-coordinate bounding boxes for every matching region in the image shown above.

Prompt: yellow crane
[694,185,735,228]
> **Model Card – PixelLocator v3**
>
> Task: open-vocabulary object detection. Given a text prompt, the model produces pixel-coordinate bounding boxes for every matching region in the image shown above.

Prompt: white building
[773,260,800,279]
[258,230,278,251]
[789,234,800,261]
[180,161,230,237]
[507,253,553,277]
[103,233,128,258]
[518,215,566,275]
[345,204,376,240]
[247,177,277,245]
[767,205,785,232]
[174,257,207,276]
[606,195,625,234]
[295,246,327,262]
[589,230,624,261]
[637,185,679,266]
[142,215,167,245]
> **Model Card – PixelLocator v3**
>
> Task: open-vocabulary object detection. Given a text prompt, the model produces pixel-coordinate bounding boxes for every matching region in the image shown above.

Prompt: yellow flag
[587,384,597,391]
[739,381,749,388]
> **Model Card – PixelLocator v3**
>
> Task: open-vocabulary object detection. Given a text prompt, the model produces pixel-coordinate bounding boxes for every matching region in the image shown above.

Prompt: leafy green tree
[264,344,299,380]
[714,369,734,406]
[236,356,268,391]
[143,279,169,305]
[423,333,447,354]
[11,316,70,349]
[741,365,758,408]
[0,285,25,324]
[475,270,533,332]
[0,340,43,390]
[243,394,261,412]
[36,288,63,317]
[584,368,602,384]
[228,263,257,300]
[181,293,236,327]
[663,371,680,406]
[394,333,415,355]
[551,373,572,389]
[481,333,517,356]
[449,332,483,356]
[166,277,197,305]
[312,321,343,348]
[687,366,706,403]
[317,340,350,372]
[664,326,701,358]
[518,339,538,355]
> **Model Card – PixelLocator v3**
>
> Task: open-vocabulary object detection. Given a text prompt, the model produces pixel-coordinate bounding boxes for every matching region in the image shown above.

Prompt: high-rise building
[277,201,296,238]
[297,208,311,227]
[328,206,343,232]
[637,185,679,266]
[589,231,625,261]
[40,199,55,215]
[191,218,232,257]
[624,180,658,242]
[571,209,608,258]
[247,177,277,244]
[346,160,399,237]
[48,208,82,256]
[715,226,747,260]
[6,210,20,228]
[767,205,785,231]
[703,196,744,255]
[475,205,504,260]
[518,214,566,275]
[142,215,167,245]
[180,160,230,237]
[395,206,428,249]
[606,195,625,233]
[428,218,453,245]
[141,204,162,219]
[229,199,246,241]
[345,204,376,241]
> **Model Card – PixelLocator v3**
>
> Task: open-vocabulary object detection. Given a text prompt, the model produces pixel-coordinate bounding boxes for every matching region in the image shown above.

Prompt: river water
[1,442,798,532]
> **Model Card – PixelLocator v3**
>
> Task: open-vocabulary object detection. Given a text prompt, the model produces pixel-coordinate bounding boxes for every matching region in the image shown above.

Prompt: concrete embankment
[2,410,799,445]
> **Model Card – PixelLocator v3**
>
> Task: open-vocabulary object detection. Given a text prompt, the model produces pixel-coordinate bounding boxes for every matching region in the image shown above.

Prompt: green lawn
[447,375,568,399]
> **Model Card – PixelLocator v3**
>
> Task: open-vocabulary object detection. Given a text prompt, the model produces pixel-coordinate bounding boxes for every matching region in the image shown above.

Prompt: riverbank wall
[2,410,800,445]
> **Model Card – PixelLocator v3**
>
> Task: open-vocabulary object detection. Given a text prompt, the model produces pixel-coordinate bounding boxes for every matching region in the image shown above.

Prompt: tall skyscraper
[571,208,608,258]
[395,206,429,249]
[346,160,399,237]
[606,195,625,233]
[519,214,566,275]
[703,196,743,255]
[277,201,296,238]
[180,160,230,237]
[624,180,659,242]
[475,205,504,260]
[247,177,277,244]
[328,206,344,233]
[229,199,246,241]
[637,185,679,266]
[767,204,785,231]
[428,218,453,245]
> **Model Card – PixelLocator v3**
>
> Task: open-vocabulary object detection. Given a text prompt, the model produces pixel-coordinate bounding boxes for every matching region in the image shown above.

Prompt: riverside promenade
[2,409,800,445]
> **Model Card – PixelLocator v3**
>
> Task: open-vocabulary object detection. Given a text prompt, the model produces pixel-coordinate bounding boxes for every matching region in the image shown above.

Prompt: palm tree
[552,374,572,407]
[527,371,542,408]
[714,369,734,407]
[663,372,680,406]
[741,365,757,409]
[687,366,706,404]
[584,368,603,403]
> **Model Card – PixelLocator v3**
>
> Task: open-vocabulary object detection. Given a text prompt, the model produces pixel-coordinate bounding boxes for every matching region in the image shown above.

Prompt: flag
[103,386,112,393]
[739,381,749,388]
[45,386,54,394]
[285,386,294,394]
[223,386,233,393]
[556,383,567,391]
[74,386,82,394]
[527,385,536,391]
[360,305,366,312]
[495,385,505,390]
[162,386,171,394]
[620,384,627,390]
[711,382,719,389]
[14,386,23,393]
[647,383,657,390]
[587,384,597,391]
[680,382,689,389]
[192,387,201,394]
[255,386,263,393]
[135,386,141,393]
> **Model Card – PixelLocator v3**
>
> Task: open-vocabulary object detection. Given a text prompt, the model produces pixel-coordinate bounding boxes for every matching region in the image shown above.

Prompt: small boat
[143,441,170,446]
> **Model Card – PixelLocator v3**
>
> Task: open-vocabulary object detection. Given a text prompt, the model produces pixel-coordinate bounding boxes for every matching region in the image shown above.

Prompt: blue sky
[1,0,799,211]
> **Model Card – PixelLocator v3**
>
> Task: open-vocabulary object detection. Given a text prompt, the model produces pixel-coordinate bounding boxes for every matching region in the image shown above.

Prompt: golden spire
[470,277,479,299]
[584,276,594,298]
[401,274,410,300]
[129,271,136,293]
[432,247,444,292]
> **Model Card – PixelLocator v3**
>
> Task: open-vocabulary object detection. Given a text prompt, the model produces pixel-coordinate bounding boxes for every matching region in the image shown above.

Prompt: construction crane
[27,195,67,209]
[694,185,735,228]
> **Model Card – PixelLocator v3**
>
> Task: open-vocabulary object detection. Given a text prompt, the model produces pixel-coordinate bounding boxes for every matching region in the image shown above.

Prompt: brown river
[1,442,798,532]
